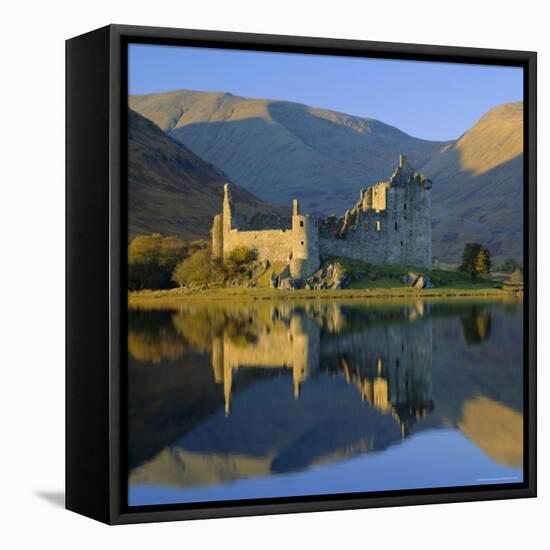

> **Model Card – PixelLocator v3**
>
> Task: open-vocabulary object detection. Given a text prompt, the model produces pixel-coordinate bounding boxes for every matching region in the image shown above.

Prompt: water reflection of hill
[128,298,524,488]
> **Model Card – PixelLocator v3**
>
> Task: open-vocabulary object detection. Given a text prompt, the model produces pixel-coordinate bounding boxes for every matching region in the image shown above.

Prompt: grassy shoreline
[128,285,523,308]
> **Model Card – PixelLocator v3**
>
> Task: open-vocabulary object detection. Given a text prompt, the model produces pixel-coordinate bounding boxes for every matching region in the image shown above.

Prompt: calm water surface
[127,298,523,506]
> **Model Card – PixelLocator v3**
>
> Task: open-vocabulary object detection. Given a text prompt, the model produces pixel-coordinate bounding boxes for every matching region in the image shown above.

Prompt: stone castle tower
[211,155,432,276]
[289,199,320,279]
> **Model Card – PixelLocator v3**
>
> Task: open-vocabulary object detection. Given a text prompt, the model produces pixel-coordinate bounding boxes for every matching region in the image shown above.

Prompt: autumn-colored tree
[172,248,213,288]
[128,233,188,290]
[475,246,491,276]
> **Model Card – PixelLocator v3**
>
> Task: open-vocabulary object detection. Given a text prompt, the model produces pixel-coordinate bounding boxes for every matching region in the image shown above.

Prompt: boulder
[413,274,434,289]
[403,271,420,286]
[330,264,350,289]
[279,264,290,280]
[332,272,349,290]
[279,278,298,291]
[269,271,279,289]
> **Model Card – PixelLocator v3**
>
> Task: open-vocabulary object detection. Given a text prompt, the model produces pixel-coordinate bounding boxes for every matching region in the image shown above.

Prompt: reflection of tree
[171,308,217,352]
[171,307,259,352]
[128,310,185,363]
[460,307,492,345]
[128,330,185,363]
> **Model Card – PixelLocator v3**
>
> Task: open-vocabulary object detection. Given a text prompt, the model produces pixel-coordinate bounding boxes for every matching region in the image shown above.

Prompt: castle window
[300,220,304,227]
[394,221,398,231]
[301,241,304,245]
[375,220,381,232]
[404,203,407,210]
[400,241,403,247]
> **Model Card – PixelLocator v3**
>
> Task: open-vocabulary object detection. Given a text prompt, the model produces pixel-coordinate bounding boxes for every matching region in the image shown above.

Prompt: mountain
[129,91,523,262]
[128,109,278,242]
[422,102,524,263]
[129,90,447,214]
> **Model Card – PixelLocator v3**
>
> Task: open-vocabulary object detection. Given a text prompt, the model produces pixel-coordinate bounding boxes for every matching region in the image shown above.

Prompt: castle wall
[320,181,432,269]
[223,227,294,263]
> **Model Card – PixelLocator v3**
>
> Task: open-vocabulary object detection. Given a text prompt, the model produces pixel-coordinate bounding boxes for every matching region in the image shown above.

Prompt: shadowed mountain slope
[128,109,278,241]
[129,90,447,214]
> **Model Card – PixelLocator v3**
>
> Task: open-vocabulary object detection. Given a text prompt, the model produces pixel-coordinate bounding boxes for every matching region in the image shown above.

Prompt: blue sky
[128,44,523,141]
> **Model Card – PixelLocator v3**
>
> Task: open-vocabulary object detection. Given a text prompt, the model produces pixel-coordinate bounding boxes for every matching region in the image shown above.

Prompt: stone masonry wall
[223,227,294,263]
[319,158,432,269]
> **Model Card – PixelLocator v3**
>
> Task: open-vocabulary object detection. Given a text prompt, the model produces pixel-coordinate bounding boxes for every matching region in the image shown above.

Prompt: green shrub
[172,248,213,287]
[128,233,188,290]
[225,246,256,275]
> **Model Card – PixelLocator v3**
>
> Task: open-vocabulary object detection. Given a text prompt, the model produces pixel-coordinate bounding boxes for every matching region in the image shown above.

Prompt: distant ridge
[129,90,447,210]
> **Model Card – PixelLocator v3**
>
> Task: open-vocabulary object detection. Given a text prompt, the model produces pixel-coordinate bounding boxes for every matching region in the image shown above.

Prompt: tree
[172,248,213,287]
[128,233,188,290]
[459,243,491,280]
[475,246,491,276]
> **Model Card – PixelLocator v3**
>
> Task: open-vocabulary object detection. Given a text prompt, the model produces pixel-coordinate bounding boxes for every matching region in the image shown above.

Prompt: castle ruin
[211,155,432,277]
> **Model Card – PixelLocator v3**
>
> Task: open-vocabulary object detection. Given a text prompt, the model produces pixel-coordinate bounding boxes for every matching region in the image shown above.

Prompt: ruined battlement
[211,155,432,277]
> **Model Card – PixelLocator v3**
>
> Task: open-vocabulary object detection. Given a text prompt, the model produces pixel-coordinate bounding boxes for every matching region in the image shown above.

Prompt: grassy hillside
[128,109,280,241]
[129,90,447,214]
[423,102,523,263]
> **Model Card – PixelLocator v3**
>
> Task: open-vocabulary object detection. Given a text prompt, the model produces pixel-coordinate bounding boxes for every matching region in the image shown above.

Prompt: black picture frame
[66,24,537,525]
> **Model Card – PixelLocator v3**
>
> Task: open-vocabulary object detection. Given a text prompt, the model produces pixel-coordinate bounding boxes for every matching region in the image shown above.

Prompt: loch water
[127,298,524,506]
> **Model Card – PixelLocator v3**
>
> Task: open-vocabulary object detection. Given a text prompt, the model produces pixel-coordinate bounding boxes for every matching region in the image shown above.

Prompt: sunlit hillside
[129,90,446,213]
[423,102,523,263]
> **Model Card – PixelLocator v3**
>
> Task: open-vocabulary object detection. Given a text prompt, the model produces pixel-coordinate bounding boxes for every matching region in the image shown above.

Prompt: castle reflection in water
[127,298,522,500]
[212,302,433,437]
